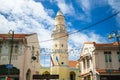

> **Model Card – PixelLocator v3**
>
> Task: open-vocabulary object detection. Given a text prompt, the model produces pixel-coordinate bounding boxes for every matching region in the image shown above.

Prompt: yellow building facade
[39,11,80,80]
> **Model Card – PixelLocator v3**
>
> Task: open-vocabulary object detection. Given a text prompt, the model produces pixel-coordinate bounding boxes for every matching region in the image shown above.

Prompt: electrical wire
[28,11,120,43]
[40,11,120,43]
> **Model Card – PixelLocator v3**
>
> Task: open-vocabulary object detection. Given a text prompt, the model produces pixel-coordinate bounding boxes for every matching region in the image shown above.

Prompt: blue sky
[0,0,120,67]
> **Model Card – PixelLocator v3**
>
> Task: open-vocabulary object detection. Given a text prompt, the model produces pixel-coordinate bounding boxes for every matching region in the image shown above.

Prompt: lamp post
[6,30,14,79]
[108,30,120,53]
[108,30,120,80]
[8,30,14,65]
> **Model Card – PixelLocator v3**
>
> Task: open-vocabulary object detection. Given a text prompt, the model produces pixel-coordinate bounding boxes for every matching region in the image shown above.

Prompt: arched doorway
[26,69,31,80]
[43,71,50,75]
[33,71,59,80]
[70,71,76,80]
[43,71,50,80]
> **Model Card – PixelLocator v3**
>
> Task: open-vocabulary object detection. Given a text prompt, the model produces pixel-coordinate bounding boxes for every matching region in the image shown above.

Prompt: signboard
[33,75,59,79]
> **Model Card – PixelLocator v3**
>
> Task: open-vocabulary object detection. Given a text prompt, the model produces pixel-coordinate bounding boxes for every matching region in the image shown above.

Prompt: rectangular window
[0,44,2,53]
[117,52,120,62]
[87,59,90,68]
[13,42,19,54]
[104,53,108,62]
[104,51,112,68]
[108,52,112,62]
[14,45,18,53]
[104,51,112,62]
[83,59,86,69]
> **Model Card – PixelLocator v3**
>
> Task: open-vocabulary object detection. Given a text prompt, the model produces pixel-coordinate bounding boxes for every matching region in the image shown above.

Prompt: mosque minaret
[51,10,69,80]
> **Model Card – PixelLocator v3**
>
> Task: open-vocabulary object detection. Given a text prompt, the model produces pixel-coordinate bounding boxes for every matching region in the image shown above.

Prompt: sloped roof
[69,60,79,68]
[0,33,36,39]
[84,42,118,47]
[0,34,26,38]
[94,42,118,46]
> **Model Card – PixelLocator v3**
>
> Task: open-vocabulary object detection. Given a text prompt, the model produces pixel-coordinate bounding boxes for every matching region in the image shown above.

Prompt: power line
[32,11,120,43]
[69,11,120,35]
[40,11,120,43]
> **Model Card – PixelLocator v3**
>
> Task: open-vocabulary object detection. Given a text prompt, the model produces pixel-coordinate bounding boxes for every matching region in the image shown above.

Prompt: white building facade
[79,42,120,80]
[0,33,40,80]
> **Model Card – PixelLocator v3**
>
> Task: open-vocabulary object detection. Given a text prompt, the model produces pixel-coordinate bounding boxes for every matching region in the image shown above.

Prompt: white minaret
[51,11,69,80]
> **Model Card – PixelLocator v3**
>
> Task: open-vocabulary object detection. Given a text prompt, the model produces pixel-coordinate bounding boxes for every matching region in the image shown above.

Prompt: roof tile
[69,61,79,68]
[0,34,27,38]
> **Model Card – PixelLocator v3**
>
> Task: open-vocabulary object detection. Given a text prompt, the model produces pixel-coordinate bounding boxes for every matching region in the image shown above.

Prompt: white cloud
[73,0,92,22]
[68,30,107,60]
[0,0,109,66]
[0,0,54,67]
[55,0,92,22]
[76,0,91,15]
[108,0,120,27]
[0,0,54,47]
[55,0,75,15]
[69,31,107,49]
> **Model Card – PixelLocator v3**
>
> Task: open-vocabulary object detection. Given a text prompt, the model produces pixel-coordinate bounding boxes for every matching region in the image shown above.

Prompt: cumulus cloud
[55,0,75,15]
[77,0,91,15]
[108,0,120,27]
[74,0,92,22]
[68,30,107,60]
[0,0,54,67]
[0,0,109,66]
[0,0,54,46]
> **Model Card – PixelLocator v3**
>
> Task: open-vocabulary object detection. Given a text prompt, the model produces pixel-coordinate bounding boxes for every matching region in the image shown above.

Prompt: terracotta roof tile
[0,34,27,38]
[97,69,120,74]
[84,42,118,47]
[69,61,79,68]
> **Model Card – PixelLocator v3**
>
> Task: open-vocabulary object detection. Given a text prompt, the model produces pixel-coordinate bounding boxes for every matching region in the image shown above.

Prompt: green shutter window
[117,52,120,62]
[108,53,112,62]
[105,54,108,62]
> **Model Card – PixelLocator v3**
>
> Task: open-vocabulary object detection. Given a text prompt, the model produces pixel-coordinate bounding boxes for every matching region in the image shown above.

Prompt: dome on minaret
[54,10,65,30]
[56,10,63,16]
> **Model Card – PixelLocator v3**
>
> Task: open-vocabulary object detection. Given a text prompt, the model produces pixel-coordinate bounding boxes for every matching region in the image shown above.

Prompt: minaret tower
[51,11,69,80]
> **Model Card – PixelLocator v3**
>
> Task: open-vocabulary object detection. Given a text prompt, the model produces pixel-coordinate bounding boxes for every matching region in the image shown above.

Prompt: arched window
[61,44,63,47]
[26,69,31,80]
[55,44,57,47]
[61,62,64,65]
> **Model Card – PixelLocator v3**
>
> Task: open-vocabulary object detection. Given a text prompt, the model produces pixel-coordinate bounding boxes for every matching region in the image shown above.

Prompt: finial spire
[56,10,63,16]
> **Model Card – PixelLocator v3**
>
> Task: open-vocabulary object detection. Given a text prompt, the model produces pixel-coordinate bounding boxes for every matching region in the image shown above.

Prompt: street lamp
[108,31,120,53]
[8,30,14,65]
[6,30,14,79]
[108,31,120,80]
